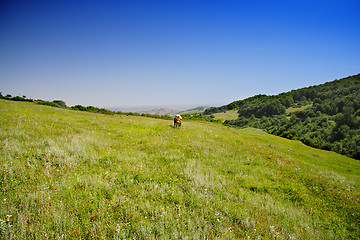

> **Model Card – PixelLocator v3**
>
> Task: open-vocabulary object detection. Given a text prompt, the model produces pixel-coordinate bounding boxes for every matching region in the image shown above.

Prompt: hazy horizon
[107,103,220,114]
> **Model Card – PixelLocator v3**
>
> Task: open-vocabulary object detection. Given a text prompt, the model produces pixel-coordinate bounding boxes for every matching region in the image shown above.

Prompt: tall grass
[1,99,359,239]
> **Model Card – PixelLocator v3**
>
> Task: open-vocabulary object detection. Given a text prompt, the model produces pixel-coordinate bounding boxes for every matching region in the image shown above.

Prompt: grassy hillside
[212,109,239,122]
[1,99,360,239]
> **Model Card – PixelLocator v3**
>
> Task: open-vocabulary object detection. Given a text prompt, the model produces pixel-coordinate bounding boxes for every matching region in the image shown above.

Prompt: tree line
[0,93,218,124]
[204,74,360,160]
[0,93,174,120]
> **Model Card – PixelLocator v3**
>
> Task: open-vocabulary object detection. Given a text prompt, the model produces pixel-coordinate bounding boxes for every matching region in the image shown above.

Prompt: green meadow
[1,99,360,239]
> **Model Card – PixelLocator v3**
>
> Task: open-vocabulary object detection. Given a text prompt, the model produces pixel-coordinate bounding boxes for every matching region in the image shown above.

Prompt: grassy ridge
[1,99,360,239]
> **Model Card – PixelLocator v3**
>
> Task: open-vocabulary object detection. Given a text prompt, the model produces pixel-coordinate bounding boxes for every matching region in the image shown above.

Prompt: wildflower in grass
[2,190,5,194]
[115,224,121,233]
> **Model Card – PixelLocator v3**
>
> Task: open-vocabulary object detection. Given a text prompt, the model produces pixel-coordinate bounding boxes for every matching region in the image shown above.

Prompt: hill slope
[1,100,360,239]
[204,74,360,159]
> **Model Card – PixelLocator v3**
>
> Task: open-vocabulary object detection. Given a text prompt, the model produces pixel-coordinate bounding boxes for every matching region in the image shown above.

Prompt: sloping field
[1,99,359,239]
[212,109,239,121]
[285,104,313,115]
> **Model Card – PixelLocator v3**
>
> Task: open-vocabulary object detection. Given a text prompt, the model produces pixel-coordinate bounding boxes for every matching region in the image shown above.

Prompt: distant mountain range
[108,105,212,116]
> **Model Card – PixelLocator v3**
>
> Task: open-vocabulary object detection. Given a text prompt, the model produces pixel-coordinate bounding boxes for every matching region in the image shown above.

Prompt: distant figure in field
[174,114,182,128]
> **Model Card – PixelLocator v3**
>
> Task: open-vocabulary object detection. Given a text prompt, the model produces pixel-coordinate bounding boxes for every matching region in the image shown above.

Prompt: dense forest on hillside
[204,74,360,159]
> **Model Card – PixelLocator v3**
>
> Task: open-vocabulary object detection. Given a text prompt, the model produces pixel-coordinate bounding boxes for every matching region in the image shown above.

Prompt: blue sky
[1,0,359,108]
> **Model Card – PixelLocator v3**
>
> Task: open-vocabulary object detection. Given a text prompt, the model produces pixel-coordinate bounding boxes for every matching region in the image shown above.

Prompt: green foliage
[53,100,67,108]
[0,93,34,102]
[36,100,61,108]
[213,74,360,159]
[237,99,286,118]
[36,100,67,108]
[1,100,360,239]
[70,105,115,115]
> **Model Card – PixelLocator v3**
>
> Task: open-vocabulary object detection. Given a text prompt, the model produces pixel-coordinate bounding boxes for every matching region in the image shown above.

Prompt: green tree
[53,100,67,108]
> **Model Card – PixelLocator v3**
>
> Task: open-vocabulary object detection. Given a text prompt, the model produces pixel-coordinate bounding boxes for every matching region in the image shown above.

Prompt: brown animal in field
[174,114,182,128]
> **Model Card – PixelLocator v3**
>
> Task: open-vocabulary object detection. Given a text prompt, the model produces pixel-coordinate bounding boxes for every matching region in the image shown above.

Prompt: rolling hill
[203,74,360,160]
[1,99,359,239]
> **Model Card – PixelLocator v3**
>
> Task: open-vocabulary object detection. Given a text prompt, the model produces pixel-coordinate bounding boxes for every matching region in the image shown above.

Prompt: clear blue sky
[1,0,359,108]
